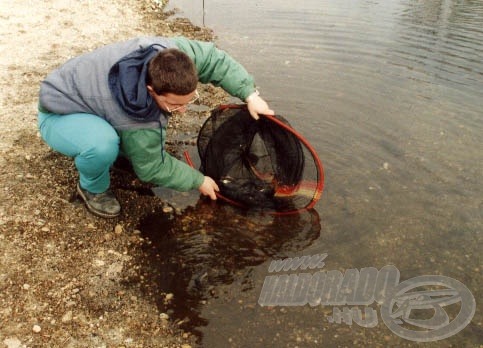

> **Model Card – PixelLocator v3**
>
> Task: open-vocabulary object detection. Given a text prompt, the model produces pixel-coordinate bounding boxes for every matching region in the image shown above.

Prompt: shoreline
[0,1,227,347]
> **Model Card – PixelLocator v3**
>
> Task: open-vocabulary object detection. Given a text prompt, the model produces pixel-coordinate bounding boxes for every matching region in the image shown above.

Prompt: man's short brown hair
[147,48,198,95]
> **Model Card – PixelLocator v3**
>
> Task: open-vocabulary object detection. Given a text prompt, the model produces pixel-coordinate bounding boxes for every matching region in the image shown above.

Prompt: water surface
[143,1,482,346]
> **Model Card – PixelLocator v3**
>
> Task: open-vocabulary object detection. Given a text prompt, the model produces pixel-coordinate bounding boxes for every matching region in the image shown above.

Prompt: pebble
[22,284,30,290]
[61,311,73,323]
[159,313,169,320]
[181,345,192,348]
[165,293,174,301]
[383,162,389,170]
[3,338,22,348]
[114,224,123,234]
[162,206,174,213]
[32,325,41,333]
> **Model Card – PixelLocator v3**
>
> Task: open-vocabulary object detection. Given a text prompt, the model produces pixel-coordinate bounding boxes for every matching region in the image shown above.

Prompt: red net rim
[184,104,325,215]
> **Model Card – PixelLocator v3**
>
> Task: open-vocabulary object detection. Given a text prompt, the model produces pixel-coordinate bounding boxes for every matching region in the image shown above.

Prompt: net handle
[183,150,248,208]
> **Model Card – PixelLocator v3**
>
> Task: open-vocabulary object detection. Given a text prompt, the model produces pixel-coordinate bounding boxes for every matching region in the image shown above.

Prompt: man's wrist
[245,89,260,103]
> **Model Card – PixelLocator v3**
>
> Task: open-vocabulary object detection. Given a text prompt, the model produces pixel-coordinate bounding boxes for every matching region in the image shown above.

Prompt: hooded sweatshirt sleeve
[171,37,257,101]
[120,128,204,191]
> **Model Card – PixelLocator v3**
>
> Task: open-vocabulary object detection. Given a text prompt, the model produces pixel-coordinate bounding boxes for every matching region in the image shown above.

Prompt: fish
[219,176,276,208]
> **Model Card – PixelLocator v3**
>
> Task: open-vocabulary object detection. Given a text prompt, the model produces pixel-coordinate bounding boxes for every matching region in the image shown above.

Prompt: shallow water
[143,0,482,346]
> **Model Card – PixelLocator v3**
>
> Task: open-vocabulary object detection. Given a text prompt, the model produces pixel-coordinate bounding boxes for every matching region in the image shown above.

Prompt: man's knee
[80,135,120,166]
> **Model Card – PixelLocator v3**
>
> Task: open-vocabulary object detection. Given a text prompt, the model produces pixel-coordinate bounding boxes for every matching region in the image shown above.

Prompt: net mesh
[195,104,323,213]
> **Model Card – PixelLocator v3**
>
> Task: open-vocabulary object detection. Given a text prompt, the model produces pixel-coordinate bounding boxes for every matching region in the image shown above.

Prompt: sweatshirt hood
[108,44,168,126]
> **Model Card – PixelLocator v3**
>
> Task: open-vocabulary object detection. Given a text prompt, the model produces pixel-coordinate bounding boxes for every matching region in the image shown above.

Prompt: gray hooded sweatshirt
[39,36,175,130]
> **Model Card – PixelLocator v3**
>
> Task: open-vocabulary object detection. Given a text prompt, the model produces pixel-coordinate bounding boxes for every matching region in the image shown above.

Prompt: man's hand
[245,91,275,120]
[198,176,220,200]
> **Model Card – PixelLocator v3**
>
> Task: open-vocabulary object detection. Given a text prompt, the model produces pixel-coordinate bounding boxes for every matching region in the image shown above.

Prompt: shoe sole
[76,184,120,218]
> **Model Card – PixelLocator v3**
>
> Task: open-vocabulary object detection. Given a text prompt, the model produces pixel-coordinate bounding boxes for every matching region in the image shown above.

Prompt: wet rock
[162,206,174,213]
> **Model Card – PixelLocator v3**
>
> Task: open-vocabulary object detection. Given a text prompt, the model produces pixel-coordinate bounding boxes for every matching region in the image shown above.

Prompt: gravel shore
[0,1,226,347]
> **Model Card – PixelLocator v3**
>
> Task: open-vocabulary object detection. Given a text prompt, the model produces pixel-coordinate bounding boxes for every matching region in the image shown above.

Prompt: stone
[32,325,41,333]
[61,311,73,323]
[162,206,174,213]
[3,338,23,348]
[114,224,123,234]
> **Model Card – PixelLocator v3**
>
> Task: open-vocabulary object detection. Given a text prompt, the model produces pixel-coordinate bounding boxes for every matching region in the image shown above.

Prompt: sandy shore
[0,1,222,347]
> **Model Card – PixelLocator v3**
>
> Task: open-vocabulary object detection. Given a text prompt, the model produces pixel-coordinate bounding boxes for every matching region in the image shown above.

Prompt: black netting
[197,105,323,212]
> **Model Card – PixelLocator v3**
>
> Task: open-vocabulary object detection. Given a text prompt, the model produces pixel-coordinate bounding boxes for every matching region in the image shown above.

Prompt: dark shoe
[76,183,121,218]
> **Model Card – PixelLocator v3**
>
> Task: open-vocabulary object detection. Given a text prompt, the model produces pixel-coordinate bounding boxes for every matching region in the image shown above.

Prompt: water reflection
[389,0,483,89]
[137,200,321,339]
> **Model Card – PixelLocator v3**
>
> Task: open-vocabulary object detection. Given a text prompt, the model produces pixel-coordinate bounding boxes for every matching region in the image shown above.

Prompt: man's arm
[172,36,274,119]
[172,36,256,100]
[120,128,205,191]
